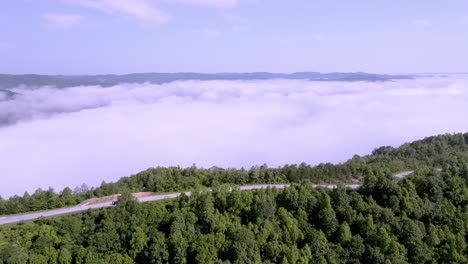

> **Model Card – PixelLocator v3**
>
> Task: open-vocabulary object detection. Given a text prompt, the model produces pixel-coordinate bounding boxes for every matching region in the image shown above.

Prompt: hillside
[1,133,467,216]
[0,133,467,263]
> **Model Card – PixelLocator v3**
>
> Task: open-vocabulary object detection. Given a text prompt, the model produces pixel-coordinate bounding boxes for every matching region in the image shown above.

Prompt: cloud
[42,13,84,28]
[1,76,468,197]
[165,0,238,8]
[64,0,170,24]
[412,19,433,27]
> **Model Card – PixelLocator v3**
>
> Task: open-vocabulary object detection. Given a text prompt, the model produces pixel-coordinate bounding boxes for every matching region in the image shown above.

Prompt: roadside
[0,172,413,226]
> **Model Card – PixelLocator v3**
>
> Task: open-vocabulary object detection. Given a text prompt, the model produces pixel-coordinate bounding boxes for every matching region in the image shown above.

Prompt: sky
[1,75,468,197]
[1,1,468,197]
[1,0,468,74]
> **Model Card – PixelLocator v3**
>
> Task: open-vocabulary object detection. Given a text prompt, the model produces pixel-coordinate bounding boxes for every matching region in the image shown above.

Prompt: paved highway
[394,171,414,178]
[0,174,410,226]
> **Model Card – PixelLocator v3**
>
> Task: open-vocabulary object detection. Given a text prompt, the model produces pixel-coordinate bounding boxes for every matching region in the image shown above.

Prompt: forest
[0,161,467,263]
[1,133,467,216]
[0,133,467,263]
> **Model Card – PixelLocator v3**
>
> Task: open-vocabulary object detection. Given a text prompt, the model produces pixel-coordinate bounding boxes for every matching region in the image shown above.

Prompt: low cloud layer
[1,76,468,197]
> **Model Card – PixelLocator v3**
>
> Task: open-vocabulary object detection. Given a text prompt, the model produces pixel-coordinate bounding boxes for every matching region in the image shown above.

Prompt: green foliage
[2,133,468,216]
[0,165,466,263]
[337,222,352,244]
[0,133,467,263]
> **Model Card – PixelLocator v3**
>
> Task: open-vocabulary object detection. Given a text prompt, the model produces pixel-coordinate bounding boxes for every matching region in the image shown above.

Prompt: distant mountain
[0,72,413,89]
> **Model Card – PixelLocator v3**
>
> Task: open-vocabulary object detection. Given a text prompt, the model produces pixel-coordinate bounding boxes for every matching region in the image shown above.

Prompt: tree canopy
[0,133,467,263]
[2,132,467,216]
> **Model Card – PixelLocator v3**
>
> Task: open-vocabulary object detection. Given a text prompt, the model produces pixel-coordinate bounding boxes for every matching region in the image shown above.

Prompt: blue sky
[1,0,467,74]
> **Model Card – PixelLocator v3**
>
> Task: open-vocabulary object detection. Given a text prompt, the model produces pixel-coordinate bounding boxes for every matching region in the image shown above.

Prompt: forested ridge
[0,72,411,90]
[1,133,467,216]
[0,133,467,263]
[1,157,467,263]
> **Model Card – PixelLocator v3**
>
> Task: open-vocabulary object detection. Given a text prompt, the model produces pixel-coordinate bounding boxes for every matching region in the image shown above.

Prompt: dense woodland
[1,158,467,263]
[0,133,467,263]
[1,133,467,216]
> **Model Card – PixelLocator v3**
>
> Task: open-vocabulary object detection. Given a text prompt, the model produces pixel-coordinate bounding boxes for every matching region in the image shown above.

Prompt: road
[0,173,410,226]
[394,171,414,178]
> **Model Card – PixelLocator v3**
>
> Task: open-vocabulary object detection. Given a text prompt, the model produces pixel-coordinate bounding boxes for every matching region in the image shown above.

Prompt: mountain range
[0,72,413,89]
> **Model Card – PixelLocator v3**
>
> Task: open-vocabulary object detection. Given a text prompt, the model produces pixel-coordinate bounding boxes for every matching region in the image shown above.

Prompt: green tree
[57,248,72,264]
[129,227,148,259]
[336,222,352,244]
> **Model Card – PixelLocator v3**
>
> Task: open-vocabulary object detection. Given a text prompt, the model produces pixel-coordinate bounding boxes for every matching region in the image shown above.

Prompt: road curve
[0,183,363,226]
[1,171,416,227]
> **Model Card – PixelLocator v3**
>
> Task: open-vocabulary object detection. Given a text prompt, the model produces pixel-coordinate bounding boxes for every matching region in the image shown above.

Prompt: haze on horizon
[1,0,468,74]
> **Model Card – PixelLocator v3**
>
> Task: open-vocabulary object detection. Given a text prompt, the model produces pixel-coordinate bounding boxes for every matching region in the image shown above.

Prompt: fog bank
[1,76,468,197]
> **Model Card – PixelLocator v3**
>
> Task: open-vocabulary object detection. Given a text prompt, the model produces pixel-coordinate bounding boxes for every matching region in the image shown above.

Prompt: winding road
[0,173,411,226]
